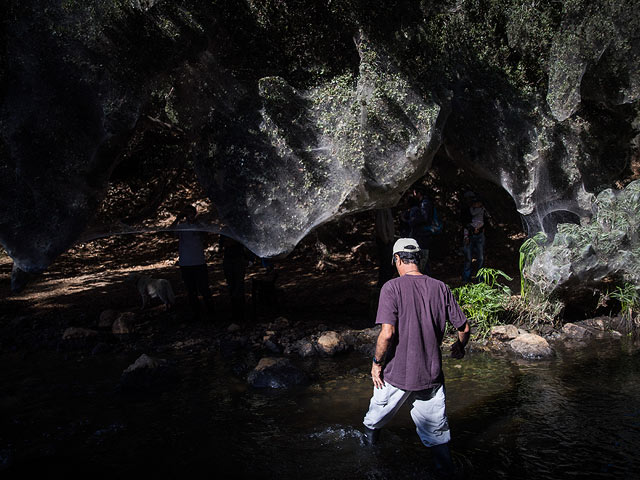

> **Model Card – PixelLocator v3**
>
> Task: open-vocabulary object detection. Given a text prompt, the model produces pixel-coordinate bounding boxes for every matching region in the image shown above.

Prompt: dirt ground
[0,235,367,331]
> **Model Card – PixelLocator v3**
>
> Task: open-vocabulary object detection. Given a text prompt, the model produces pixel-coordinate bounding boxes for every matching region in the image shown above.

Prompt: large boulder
[1,1,638,291]
[0,4,446,277]
[526,181,640,310]
[546,0,640,122]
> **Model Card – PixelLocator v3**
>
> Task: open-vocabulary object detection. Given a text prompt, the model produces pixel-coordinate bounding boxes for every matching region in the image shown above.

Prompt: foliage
[609,283,640,331]
[511,232,566,331]
[452,267,512,340]
[521,181,640,301]
[503,295,563,332]
[518,232,547,297]
[240,0,565,96]
[476,267,512,290]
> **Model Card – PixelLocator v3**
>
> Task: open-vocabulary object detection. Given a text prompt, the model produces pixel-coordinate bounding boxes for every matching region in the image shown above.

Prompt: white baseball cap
[391,238,420,264]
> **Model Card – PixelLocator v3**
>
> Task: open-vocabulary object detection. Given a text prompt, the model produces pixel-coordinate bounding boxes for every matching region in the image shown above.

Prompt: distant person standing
[172,205,214,321]
[362,238,470,478]
[400,186,442,274]
[461,191,486,283]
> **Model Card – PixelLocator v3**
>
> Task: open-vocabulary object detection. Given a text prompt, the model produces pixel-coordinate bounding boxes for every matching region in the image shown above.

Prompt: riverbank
[1,222,631,386]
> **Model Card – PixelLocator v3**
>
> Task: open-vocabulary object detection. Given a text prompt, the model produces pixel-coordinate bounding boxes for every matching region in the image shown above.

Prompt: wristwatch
[372,356,383,365]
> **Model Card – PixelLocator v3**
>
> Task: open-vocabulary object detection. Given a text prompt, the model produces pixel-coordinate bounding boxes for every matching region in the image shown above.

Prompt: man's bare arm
[371,323,395,389]
[451,321,470,359]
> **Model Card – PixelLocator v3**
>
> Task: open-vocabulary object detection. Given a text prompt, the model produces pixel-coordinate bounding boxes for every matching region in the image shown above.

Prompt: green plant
[609,283,640,330]
[452,268,512,340]
[518,232,547,297]
[476,267,512,290]
[511,232,566,331]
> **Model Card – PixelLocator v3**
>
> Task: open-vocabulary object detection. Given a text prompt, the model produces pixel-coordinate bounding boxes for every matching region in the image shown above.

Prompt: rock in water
[285,339,317,358]
[99,310,119,329]
[112,312,136,335]
[62,327,99,340]
[123,354,163,373]
[60,327,100,351]
[227,323,241,333]
[316,331,347,356]
[490,325,520,342]
[247,357,307,389]
[119,354,175,392]
[562,323,594,340]
[509,333,553,359]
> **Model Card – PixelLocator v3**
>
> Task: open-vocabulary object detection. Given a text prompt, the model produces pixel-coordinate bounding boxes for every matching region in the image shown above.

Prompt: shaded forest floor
[0,207,524,338]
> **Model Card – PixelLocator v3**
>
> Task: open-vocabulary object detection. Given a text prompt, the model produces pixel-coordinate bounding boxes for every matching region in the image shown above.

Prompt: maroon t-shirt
[376,274,467,391]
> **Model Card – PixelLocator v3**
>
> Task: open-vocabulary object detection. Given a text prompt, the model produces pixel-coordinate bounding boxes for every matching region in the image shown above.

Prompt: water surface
[2,337,639,479]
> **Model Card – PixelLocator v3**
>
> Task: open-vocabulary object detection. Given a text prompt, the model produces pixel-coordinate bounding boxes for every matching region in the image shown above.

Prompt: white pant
[363,382,450,447]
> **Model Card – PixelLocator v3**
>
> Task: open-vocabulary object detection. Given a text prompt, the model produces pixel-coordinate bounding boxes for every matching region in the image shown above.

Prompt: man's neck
[398,264,421,276]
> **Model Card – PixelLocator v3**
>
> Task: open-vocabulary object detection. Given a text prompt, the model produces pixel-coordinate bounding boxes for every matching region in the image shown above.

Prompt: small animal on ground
[126,272,175,311]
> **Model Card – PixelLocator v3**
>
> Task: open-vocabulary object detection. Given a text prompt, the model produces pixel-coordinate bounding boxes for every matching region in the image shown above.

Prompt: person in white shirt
[172,205,214,321]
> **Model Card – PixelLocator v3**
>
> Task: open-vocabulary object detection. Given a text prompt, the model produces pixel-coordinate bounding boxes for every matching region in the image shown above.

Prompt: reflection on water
[2,338,640,478]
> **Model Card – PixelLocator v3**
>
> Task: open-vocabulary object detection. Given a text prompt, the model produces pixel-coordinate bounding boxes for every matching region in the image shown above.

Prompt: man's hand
[371,362,385,389]
[450,339,465,359]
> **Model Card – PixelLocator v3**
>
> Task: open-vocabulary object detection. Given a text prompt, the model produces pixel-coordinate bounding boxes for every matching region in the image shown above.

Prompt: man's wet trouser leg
[408,384,453,475]
[363,382,412,445]
[363,426,380,445]
[430,443,454,477]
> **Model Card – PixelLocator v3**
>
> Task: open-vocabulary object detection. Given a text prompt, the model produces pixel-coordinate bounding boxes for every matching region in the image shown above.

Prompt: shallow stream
[2,336,640,479]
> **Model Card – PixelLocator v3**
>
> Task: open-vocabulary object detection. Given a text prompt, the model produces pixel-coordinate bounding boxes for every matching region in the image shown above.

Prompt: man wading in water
[362,238,470,478]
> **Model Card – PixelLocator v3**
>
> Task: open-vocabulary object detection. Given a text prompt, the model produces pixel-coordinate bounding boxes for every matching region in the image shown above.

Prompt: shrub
[518,231,547,298]
[452,268,512,339]
[609,283,640,331]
